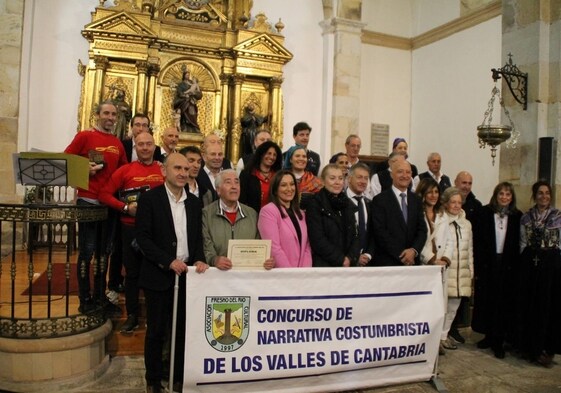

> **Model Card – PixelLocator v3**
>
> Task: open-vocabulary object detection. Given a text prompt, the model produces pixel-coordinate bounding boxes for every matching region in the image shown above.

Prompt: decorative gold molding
[361,0,501,50]
[412,1,501,50]
[361,31,411,50]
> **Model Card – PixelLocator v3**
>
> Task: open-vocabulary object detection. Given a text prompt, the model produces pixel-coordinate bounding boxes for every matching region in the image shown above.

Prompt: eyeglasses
[133,123,150,128]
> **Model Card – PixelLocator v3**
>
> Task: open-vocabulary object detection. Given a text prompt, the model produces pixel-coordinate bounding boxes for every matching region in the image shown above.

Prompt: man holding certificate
[202,169,274,270]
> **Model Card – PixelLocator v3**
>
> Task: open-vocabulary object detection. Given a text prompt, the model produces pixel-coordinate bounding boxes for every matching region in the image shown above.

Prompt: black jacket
[305,189,360,267]
[135,185,205,291]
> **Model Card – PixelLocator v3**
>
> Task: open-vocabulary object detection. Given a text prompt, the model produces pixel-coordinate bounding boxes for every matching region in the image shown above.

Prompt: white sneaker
[106,290,119,305]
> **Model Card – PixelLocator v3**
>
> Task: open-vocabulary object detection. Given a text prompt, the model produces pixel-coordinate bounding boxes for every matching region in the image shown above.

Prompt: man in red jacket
[99,132,164,333]
[64,100,127,313]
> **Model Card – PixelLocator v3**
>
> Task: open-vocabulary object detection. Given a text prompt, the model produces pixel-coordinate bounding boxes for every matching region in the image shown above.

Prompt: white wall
[410,16,502,202]
[252,0,325,154]
[20,0,97,152]
[362,0,413,37]
[359,45,412,153]
[411,0,460,36]
[362,0,460,37]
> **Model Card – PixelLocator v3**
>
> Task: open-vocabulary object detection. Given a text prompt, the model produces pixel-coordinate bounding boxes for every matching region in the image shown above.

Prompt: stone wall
[0,0,23,204]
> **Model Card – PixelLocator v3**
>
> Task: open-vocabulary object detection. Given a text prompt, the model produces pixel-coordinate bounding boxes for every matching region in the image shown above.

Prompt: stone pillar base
[0,320,112,392]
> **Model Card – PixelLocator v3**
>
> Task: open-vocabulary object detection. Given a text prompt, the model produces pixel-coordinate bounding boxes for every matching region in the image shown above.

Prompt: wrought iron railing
[0,203,108,338]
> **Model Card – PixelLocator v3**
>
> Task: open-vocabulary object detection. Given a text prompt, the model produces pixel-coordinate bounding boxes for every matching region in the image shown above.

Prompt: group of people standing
[417,175,561,368]
[65,105,560,392]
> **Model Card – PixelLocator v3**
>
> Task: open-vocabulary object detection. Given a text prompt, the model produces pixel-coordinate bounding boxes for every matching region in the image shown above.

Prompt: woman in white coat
[417,178,452,267]
[417,178,452,355]
[440,187,474,352]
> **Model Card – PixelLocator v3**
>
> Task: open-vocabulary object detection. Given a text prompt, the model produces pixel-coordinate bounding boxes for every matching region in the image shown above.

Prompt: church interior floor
[2,251,561,392]
[51,328,561,393]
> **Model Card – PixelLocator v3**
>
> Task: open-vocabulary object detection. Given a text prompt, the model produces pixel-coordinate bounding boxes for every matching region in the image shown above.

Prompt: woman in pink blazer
[258,170,313,268]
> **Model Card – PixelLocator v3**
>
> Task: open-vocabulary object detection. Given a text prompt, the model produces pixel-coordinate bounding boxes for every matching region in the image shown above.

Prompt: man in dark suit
[122,113,163,163]
[135,152,209,393]
[346,162,372,266]
[369,159,427,266]
[196,141,223,202]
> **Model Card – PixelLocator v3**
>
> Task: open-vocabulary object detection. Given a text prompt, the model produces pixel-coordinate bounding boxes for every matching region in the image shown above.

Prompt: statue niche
[173,67,203,133]
[160,61,218,136]
[240,99,267,157]
[109,85,132,139]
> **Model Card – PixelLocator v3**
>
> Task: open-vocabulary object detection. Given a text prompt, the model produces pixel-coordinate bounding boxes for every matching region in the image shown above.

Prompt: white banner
[184,266,444,393]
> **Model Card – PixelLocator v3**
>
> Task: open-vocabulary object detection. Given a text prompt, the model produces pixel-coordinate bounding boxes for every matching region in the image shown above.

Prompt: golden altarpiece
[79,0,292,162]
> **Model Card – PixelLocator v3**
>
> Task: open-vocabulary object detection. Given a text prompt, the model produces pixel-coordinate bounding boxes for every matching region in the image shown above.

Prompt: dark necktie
[400,192,408,222]
[354,196,367,250]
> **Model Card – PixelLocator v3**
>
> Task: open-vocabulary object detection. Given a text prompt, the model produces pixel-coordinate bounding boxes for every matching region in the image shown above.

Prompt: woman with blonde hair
[439,187,473,353]
[306,164,360,267]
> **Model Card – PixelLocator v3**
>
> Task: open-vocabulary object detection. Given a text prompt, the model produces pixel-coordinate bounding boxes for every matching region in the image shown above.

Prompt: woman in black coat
[471,182,521,359]
[306,164,360,267]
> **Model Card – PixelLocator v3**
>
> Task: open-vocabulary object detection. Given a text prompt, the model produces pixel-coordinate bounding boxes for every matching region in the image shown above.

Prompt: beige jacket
[445,210,474,298]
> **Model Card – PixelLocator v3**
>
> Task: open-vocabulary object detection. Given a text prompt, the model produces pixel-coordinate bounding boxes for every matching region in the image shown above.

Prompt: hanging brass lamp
[477,54,527,165]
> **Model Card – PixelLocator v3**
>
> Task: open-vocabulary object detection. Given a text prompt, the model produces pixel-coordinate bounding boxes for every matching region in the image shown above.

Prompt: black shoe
[98,299,122,316]
[449,328,465,344]
[146,384,162,393]
[78,298,96,314]
[493,346,505,359]
[120,315,139,335]
[477,336,492,349]
[78,302,96,314]
[536,352,554,368]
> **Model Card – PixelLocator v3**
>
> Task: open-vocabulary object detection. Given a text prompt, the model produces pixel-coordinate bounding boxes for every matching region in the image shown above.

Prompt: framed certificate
[227,239,271,270]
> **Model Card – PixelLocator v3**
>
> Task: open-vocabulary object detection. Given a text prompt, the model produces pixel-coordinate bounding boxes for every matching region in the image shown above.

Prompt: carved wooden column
[146,63,160,120]
[269,76,283,145]
[136,60,148,112]
[219,73,230,132]
[230,73,245,163]
[93,55,109,106]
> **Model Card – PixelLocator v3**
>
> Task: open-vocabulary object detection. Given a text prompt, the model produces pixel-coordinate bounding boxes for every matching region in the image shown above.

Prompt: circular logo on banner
[205,296,251,352]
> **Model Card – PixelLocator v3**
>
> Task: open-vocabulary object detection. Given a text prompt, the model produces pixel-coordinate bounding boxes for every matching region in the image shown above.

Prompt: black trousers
[143,276,186,386]
[121,223,141,316]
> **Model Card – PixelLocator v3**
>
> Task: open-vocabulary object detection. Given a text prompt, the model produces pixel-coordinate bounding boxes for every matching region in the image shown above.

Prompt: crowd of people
[65,102,560,392]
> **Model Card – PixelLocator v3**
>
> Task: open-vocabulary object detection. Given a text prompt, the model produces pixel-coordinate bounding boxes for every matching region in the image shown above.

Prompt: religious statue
[173,69,203,133]
[111,87,131,140]
[240,103,267,156]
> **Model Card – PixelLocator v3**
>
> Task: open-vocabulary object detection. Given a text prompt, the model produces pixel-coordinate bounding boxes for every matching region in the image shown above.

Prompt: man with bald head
[368,159,427,266]
[65,100,127,313]
[99,132,164,335]
[454,171,482,223]
[135,152,208,393]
